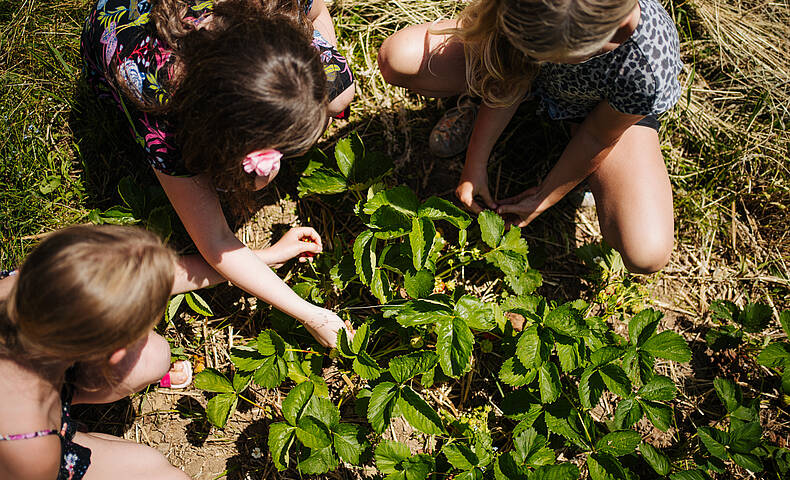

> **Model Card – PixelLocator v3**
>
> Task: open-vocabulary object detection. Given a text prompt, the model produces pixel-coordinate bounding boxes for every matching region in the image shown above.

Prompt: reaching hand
[302,307,354,348]
[455,165,498,214]
[496,186,545,227]
[265,227,323,267]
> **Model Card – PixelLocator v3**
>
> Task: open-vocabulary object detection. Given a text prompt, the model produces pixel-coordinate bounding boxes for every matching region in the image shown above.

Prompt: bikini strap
[0,426,62,442]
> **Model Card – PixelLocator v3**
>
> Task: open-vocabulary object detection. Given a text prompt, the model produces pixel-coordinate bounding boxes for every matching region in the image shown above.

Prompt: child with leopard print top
[378,0,683,274]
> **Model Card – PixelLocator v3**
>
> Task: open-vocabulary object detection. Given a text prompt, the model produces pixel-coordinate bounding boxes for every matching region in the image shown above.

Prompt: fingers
[497,186,539,205]
[456,184,483,214]
[478,188,498,210]
[294,227,323,249]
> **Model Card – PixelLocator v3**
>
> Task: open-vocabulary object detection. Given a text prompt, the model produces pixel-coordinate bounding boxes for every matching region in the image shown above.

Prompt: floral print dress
[81,0,354,176]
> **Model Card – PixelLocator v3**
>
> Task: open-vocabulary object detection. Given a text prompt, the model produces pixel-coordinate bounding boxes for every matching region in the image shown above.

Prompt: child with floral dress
[81,0,356,347]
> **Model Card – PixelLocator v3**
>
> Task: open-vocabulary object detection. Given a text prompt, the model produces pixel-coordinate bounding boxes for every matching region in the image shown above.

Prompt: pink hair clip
[242,149,282,177]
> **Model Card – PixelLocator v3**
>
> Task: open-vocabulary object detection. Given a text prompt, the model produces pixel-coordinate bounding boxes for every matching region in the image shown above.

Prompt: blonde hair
[0,226,175,367]
[448,0,638,107]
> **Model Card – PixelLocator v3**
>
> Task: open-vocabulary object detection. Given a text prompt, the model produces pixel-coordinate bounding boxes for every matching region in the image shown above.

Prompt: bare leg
[378,19,467,97]
[328,83,355,117]
[75,432,189,480]
[587,125,674,273]
[72,331,173,405]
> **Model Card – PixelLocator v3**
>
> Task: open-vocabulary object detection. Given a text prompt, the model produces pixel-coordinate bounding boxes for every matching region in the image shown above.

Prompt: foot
[159,360,192,389]
[429,96,479,158]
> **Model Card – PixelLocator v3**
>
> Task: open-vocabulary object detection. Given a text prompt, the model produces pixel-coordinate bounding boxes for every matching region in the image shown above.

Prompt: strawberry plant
[187,133,788,479]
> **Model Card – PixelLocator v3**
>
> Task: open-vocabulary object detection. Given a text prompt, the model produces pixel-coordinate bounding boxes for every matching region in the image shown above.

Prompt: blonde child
[81,0,355,347]
[378,0,683,273]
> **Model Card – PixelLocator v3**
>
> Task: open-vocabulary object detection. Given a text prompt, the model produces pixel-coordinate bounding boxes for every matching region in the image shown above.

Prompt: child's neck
[602,2,642,53]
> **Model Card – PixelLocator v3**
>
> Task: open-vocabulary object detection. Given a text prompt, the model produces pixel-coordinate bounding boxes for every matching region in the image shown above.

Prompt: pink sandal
[159,360,193,389]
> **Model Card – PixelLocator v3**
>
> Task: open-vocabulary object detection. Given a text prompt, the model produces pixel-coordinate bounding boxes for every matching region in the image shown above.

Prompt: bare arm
[497,101,644,225]
[156,171,346,346]
[455,102,520,213]
[307,0,338,46]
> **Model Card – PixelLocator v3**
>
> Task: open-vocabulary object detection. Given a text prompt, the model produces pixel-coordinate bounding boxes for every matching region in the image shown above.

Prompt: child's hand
[302,307,354,348]
[496,186,546,227]
[264,227,323,266]
[456,164,498,214]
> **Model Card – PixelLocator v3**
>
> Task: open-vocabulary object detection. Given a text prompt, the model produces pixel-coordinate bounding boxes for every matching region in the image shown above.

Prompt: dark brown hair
[136,0,328,202]
[0,226,175,366]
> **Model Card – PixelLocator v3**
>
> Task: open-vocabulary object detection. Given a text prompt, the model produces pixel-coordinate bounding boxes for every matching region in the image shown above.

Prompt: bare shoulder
[0,434,61,480]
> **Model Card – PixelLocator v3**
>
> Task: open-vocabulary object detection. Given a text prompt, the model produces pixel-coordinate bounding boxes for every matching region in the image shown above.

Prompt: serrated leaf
[296,416,332,449]
[506,269,543,296]
[256,330,286,356]
[757,342,790,368]
[436,317,474,377]
[640,442,670,475]
[333,423,367,465]
[614,397,643,429]
[351,323,370,354]
[502,390,543,422]
[516,326,548,369]
[338,328,356,358]
[641,400,672,431]
[371,205,412,239]
[538,363,561,404]
[494,452,528,480]
[596,430,641,456]
[398,386,446,435]
[499,226,529,255]
[371,268,391,304]
[556,340,581,373]
[529,463,579,480]
[740,303,773,333]
[364,185,419,216]
[513,428,542,464]
[389,351,439,384]
[405,269,434,299]
[705,326,743,351]
[454,295,495,331]
[731,452,764,472]
[230,346,265,371]
[729,421,761,454]
[252,356,287,389]
[697,427,728,460]
[637,375,677,402]
[401,455,435,480]
[353,230,376,285]
[669,470,709,480]
[334,133,362,177]
[443,444,479,470]
[282,382,315,426]
[478,210,504,248]
[185,291,213,316]
[600,364,632,397]
[591,346,625,367]
[297,446,338,475]
[544,304,585,338]
[232,372,252,393]
[375,440,411,473]
[393,299,454,327]
[166,294,183,323]
[410,217,436,271]
[268,422,295,471]
[298,167,348,195]
[194,368,234,393]
[353,351,382,380]
[349,150,393,187]
[587,453,631,480]
[499,357,537,387]
[205,392,237,428]
[303,396,340,429]
[368,382,398,433]
[641,331,691,363]
[713,377,741,413]
[417,196,471,229]
[628,309,662,346]
[780,310,790,337]
[579,367,605,409]
[484,249,526,278]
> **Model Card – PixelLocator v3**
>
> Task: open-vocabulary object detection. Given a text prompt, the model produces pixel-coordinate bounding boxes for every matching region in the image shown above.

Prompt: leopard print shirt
[531,0,683,120]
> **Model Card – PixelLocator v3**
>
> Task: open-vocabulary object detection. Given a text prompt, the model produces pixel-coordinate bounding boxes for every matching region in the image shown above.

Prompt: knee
[140,332,172,385]
[327,83,355,117]
[377,35,413,87]
[621,235,673,274]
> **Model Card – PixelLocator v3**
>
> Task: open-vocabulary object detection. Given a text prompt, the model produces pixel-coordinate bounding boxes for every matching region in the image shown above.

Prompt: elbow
[193,230,241,267]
